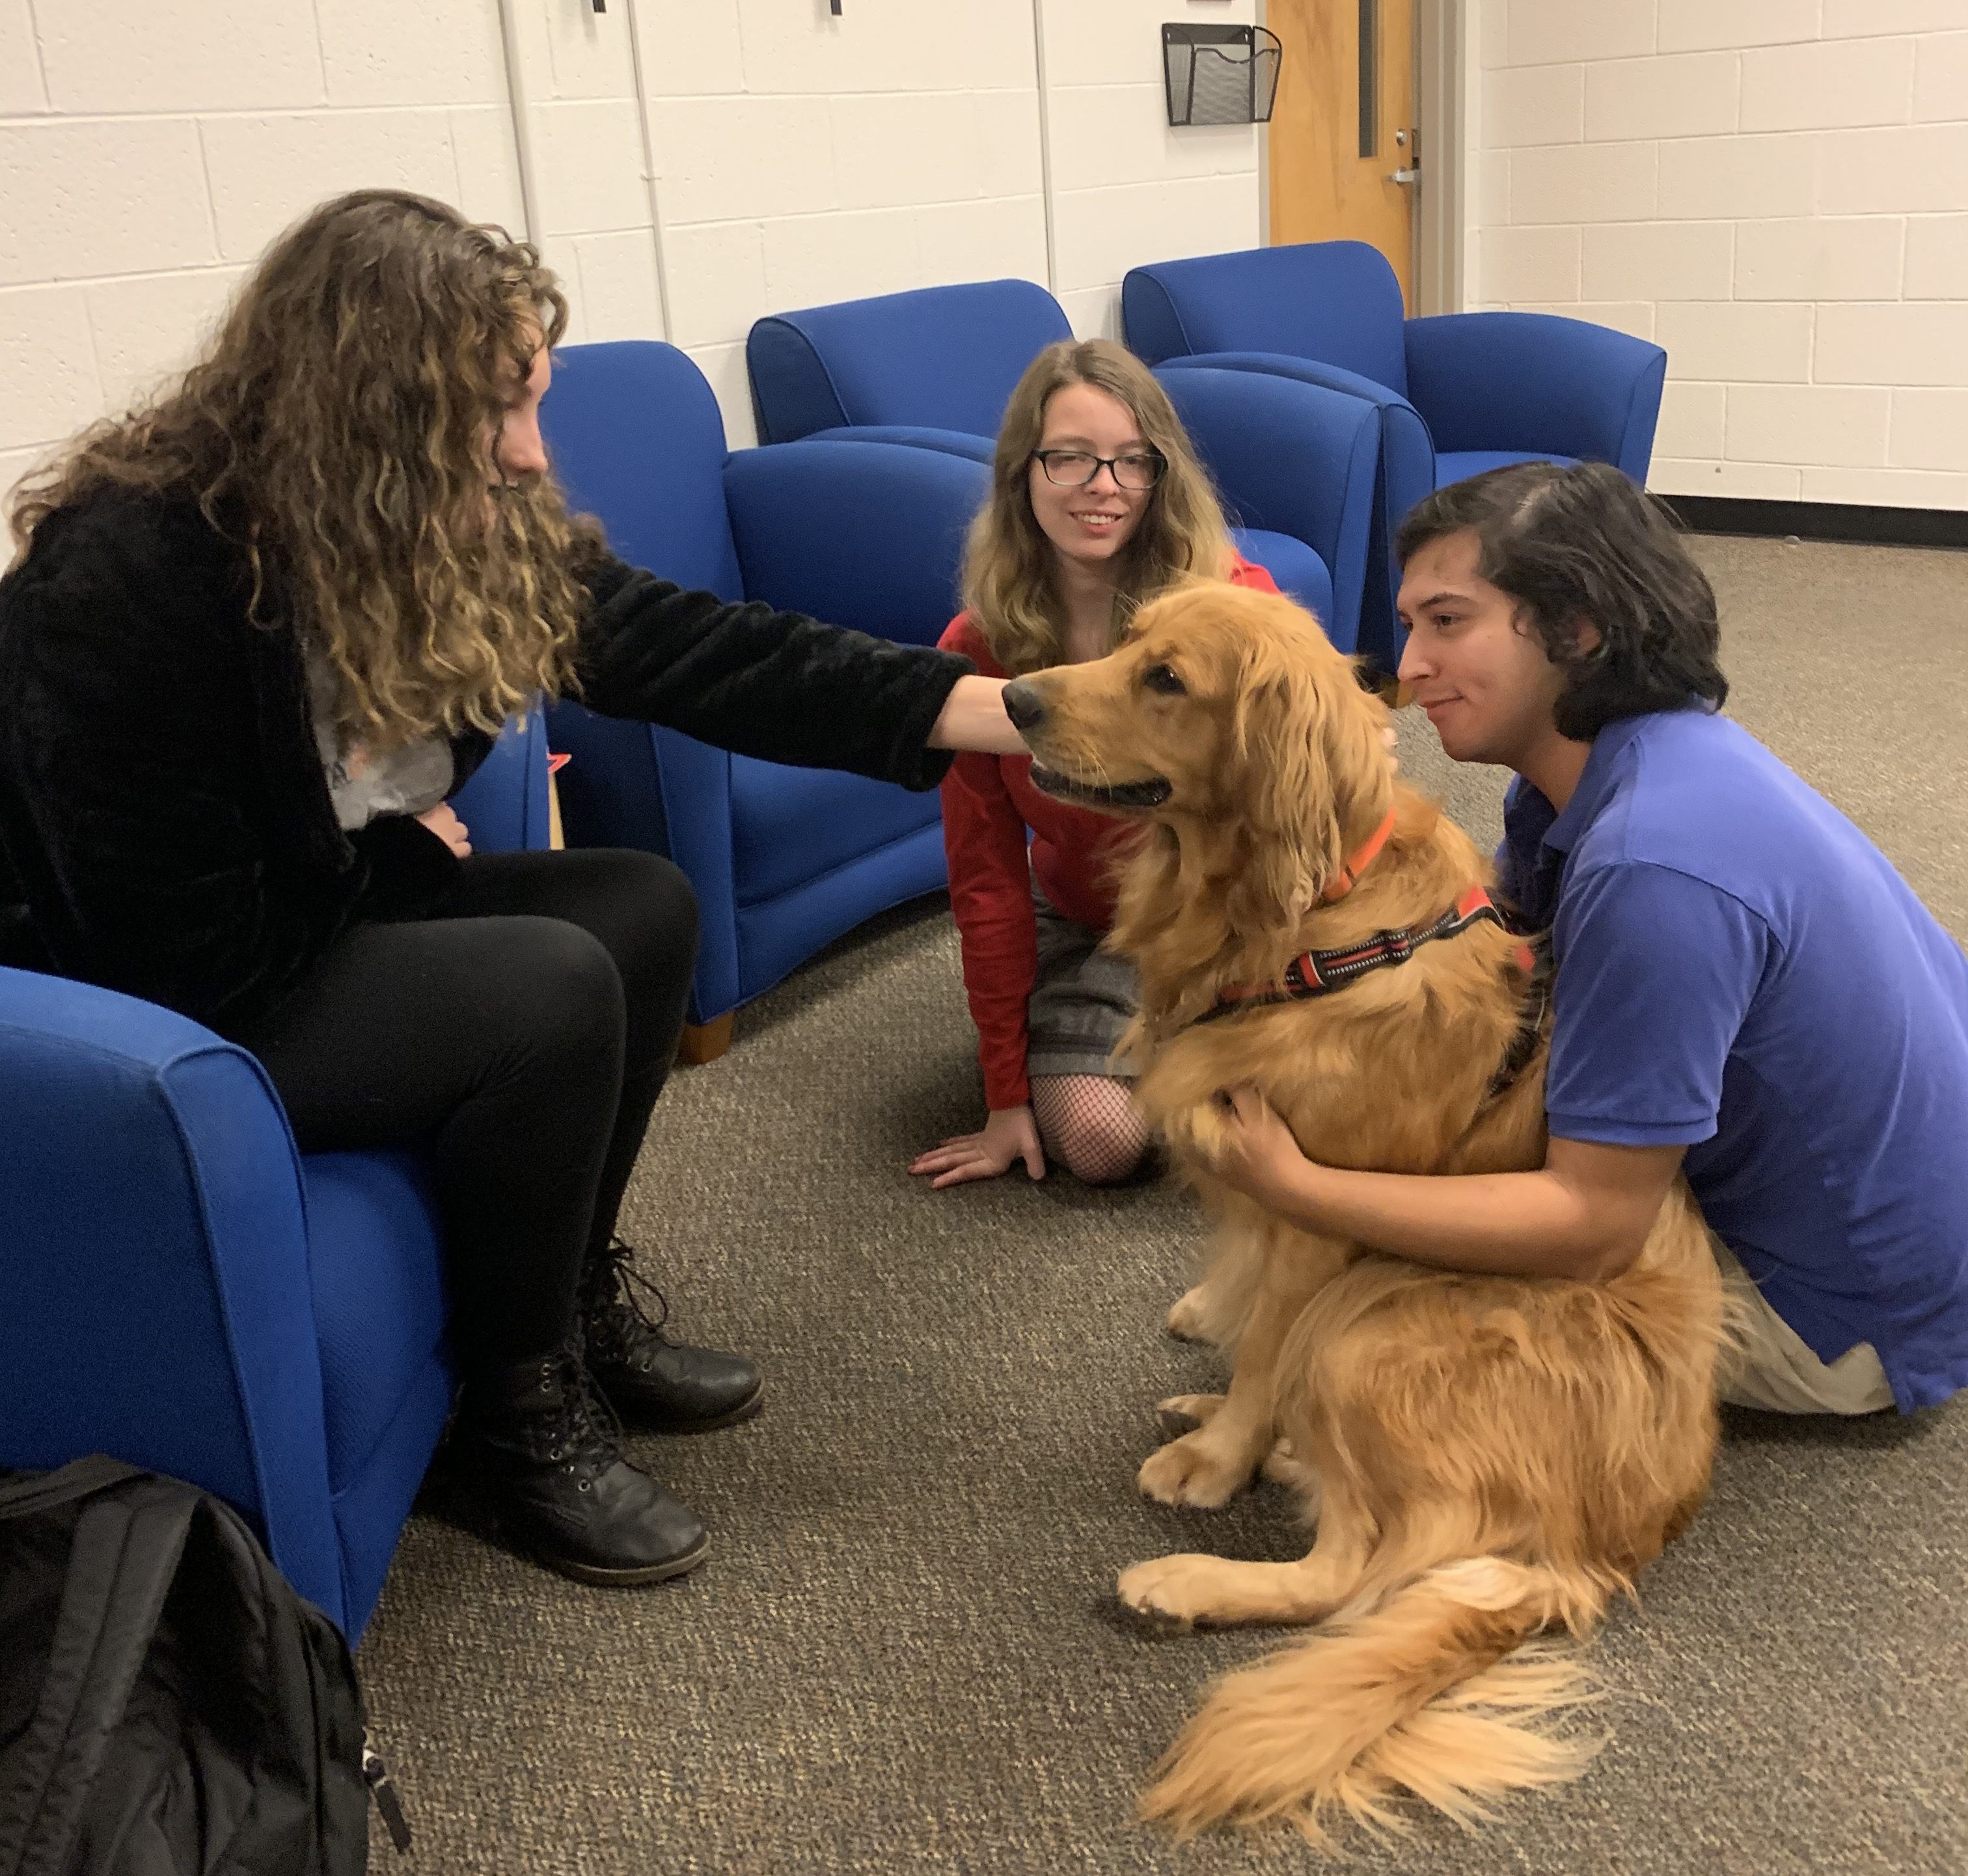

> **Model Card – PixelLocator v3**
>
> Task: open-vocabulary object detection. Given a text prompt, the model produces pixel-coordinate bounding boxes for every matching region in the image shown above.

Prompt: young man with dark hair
[1210,460,1968,1416]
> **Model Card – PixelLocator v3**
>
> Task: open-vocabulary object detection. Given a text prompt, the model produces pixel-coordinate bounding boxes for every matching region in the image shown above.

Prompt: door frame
[1256,0,1467,314]
[1412,0,1467,315]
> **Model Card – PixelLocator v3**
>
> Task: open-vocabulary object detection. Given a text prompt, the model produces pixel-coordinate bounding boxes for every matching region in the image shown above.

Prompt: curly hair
[961,339,1234,676]
[1395,460,1727,740]
[7,189,591,749]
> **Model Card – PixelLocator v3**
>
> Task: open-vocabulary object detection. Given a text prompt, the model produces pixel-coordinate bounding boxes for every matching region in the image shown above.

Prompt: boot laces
[538,1343,627,1485]
[588,1237,676,1357]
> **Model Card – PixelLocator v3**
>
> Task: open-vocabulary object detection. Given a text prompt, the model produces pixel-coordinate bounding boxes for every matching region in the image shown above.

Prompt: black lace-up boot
[459,1343,707,1585]
[580,1237,763,1433]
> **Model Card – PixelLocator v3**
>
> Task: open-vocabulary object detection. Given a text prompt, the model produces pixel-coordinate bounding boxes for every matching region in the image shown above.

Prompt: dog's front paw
[1117,1552,1242,1630]
[1137,1428,1256,1508]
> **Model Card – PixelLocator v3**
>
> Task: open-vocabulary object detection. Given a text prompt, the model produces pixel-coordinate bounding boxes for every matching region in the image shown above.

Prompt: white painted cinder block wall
[0,0,1261,488]
[1472,0,1968,510]
[506,0,1261,443]
[497,2,664,355]
[1040,0,1262,343]
[606,0,1052,445]
[0,0,525,505]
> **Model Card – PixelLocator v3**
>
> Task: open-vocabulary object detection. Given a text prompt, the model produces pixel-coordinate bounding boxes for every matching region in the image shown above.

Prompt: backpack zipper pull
[362,1734,413,1853]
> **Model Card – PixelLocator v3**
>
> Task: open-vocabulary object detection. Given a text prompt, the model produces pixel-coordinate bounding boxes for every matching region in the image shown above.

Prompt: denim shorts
[1024,881,1140,1083]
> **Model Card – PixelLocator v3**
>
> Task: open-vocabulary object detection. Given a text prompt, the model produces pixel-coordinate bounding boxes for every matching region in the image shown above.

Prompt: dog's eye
[1142,663,1186,697]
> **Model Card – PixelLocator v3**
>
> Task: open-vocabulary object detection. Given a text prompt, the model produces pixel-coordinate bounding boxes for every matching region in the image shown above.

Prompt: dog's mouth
[1028,764,1173,811]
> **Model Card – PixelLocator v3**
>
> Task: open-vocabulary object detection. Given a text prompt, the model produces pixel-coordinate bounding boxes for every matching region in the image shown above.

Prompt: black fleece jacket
[0,490,972,1037]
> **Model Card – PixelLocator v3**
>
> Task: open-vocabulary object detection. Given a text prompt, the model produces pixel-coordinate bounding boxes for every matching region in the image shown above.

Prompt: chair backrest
[543,341,745,603]
[748,281,1073,444]
[1124,241,1410,395]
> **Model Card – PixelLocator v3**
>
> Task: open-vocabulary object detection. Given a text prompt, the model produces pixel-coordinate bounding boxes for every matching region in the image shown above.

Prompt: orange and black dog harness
[1195,884,1530,1023]
[1191,855,1551,1103]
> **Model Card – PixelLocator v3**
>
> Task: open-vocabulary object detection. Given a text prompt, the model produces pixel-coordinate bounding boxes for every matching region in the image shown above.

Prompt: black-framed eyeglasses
[1031,448,1167,491]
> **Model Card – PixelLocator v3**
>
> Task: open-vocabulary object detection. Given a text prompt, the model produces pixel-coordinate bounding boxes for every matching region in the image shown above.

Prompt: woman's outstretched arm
[575,560,1022,784]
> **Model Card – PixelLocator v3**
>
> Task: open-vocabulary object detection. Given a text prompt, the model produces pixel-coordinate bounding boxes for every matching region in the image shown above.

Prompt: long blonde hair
[960,338,1234,676]
[7,189,592,749]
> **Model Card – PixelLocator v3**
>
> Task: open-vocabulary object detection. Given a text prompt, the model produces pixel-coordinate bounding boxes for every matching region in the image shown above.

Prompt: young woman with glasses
[908,339,1279,1192]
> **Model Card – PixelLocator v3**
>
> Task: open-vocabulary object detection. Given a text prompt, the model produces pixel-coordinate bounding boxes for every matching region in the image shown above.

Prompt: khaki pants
[1710,1235,1894,1416]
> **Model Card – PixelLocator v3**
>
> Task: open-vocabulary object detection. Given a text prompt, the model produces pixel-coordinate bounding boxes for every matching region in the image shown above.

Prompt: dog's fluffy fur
[1013,583,1726,1849]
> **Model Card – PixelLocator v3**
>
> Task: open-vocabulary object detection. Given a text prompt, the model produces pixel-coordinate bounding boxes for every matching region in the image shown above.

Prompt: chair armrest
[1159,351,1437,507]
[448,704,551,854]
[1160,351,1436,671]
[1155,365,1381,650]
[1404,313,1667,480]
[723,439,990,650]
[1122,264,1194,365]
[545,702,741,1023]
[0,967,346,1627]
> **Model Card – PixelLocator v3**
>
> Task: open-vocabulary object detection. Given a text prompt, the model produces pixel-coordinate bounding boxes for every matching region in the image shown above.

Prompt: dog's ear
[1227,629,1389,927]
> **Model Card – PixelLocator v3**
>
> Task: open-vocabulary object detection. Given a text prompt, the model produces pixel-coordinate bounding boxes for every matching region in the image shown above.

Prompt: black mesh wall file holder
[1162,23,1281,128]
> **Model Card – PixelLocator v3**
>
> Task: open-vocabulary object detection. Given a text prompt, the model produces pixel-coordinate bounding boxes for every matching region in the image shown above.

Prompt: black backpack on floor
[0,1456,403,1875]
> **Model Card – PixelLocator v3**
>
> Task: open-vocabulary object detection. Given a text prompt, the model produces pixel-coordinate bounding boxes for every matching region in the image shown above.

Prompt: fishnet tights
[1030,1073,1152,1185]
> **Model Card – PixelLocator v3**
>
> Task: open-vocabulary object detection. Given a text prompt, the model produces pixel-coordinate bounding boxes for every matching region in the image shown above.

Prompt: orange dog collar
[1319,808,1397,904]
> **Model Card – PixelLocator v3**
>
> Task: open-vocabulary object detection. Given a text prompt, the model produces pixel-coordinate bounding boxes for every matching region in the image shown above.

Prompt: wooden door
[1267,0,1417,309]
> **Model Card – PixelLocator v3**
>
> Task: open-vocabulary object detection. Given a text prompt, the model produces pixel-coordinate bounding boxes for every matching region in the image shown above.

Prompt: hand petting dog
[1207,1084,1312,1212]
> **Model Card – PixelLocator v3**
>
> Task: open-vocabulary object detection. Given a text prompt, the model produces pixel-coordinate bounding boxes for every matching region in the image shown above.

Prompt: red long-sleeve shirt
[938,556,1279,1109]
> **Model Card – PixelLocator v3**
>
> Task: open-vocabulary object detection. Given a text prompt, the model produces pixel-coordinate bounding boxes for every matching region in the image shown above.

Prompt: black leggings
[236,849,698,1372]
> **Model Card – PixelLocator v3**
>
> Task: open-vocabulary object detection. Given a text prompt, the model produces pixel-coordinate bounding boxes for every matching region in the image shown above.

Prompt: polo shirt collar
[1533,714,1655,858]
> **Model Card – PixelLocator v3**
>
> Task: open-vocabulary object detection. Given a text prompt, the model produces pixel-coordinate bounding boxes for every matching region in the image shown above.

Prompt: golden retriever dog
[1001,581,1727,1847]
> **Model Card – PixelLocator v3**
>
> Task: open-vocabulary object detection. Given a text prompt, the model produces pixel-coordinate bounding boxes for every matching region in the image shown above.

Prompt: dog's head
[1004,581,1391,920]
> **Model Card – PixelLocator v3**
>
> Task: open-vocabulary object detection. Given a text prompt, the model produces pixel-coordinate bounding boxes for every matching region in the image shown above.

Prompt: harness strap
[1483,931,1553,1105]
[1196,884,1525,1025]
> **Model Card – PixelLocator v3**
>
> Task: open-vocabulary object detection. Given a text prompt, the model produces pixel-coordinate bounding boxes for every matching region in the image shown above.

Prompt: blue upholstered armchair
[538,340,991,1036]
[0,710,550,1642]
[1123,240,1669,668]
[745,281,1382,654]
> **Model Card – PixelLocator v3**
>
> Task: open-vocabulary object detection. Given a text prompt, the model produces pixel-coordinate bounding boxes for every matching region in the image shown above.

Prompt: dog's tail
[1141,1556,1607,1848]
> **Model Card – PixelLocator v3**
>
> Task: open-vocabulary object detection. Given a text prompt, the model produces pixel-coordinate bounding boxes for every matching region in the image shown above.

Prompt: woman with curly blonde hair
[0,189,1020,1589]
[909,340,1279,1192]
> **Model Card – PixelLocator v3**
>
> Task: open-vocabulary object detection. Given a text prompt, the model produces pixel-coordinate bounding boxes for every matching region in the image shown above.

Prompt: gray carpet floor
[358,535,1968,1875]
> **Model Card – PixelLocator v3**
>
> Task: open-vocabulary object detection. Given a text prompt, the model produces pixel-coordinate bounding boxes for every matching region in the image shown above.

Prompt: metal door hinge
[1389,126,1420,186]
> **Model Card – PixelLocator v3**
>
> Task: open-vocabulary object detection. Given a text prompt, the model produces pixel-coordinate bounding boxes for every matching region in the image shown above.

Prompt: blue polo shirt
[1499,708,1968,1412]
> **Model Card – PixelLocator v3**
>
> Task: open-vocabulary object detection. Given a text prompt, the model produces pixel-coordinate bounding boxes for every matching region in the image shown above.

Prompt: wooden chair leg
[677,1012,734,1066]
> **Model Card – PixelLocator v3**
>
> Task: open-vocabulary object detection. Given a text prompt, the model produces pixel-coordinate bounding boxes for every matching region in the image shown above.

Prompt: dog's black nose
[1002,680,1045,733]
